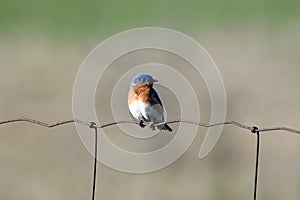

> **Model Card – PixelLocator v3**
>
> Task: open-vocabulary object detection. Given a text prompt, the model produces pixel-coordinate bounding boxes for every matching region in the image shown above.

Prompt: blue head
[131,74,158,86]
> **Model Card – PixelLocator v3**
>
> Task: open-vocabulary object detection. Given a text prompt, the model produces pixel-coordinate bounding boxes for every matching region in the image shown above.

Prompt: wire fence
[1,117,300,200]
[1,117,300,134]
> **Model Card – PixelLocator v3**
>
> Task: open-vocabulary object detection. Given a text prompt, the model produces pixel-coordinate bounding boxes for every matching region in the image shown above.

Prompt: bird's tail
[157,123,172,132]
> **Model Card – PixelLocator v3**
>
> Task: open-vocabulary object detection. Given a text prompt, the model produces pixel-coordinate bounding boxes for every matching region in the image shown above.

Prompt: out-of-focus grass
[0,0,300,38]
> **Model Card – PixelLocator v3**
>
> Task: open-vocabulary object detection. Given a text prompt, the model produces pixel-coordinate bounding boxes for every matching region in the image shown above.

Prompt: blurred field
[1,0,300,38]
[1,0,300,200]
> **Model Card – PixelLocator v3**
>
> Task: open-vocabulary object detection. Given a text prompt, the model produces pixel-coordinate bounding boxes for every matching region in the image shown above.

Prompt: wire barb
[251,126,259,134]
[89,121,97,129]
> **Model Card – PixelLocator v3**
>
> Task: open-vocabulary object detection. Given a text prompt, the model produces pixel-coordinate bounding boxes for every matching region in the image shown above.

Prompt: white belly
[129,101,164,123]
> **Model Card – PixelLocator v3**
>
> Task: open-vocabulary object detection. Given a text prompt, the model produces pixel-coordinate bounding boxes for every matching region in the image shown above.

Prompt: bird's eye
[141,78,145,82]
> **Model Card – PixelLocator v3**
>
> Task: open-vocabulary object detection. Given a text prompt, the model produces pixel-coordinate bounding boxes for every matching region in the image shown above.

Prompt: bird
[128,74,172,132]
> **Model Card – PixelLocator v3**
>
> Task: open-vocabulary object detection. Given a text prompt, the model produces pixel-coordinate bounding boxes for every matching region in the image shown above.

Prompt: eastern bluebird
[128,74,172,132]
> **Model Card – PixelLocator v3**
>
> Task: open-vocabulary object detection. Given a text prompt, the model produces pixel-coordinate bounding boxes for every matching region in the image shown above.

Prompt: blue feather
[151,88,162,106]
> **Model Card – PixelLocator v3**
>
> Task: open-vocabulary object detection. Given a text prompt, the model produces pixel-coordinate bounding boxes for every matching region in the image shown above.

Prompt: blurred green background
[1,0,300,200]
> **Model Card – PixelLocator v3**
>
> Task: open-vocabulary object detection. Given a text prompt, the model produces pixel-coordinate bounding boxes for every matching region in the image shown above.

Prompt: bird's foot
[139,120,145,128]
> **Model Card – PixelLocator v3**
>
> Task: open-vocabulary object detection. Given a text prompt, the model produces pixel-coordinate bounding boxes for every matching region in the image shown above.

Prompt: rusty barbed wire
[1,117,300,135]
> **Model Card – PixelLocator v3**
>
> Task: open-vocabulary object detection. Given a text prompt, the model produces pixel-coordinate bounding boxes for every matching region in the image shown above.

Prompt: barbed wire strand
[1,118,300,200]
[1,118,300,134]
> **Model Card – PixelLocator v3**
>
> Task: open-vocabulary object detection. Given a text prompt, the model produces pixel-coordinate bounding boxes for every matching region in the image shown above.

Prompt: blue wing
[150,88,163,106]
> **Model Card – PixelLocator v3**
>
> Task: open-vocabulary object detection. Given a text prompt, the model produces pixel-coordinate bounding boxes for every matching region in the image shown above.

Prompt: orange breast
[128,86,138,105]
[128,84,151,104]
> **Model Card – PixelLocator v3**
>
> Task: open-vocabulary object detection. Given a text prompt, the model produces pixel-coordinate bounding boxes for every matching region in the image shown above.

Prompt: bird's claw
[139,120,145,128]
